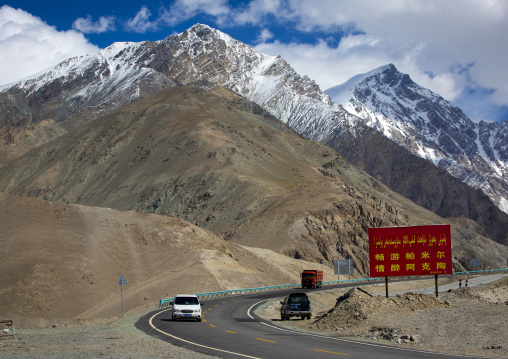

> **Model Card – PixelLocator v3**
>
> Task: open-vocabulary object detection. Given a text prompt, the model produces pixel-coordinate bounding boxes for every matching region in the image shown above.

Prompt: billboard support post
[435,274,439,297]
[385,277,389,298]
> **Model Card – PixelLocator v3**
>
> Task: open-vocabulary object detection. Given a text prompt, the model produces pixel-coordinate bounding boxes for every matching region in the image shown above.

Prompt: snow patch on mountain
[325,64,508,213]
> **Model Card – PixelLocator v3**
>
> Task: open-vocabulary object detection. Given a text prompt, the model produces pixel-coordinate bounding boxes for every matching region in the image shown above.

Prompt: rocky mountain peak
[326,63,508,214]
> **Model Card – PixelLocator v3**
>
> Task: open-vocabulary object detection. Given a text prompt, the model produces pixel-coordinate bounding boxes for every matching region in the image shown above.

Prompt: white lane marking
[247,300,270,319]
[149,309,260,359]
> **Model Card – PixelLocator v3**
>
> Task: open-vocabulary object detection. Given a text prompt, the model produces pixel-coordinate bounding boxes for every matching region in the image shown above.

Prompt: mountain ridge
[0,23,506,246]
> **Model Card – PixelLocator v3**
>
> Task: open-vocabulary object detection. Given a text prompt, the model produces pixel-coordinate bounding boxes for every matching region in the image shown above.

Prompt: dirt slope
[0,192,334,326]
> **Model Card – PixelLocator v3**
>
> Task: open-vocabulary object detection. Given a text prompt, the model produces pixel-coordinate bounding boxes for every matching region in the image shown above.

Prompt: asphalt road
[136,281,478,359]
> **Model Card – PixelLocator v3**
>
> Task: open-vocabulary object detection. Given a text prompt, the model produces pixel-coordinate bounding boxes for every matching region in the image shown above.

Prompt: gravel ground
[0,308,218,359]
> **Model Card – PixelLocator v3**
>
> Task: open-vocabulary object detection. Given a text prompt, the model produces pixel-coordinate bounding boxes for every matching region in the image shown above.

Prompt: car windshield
[289,295,309,303]
[175,296,199,305]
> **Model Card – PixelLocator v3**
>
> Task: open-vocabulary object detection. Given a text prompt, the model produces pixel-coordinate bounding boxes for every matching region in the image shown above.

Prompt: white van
[170,294,203,322]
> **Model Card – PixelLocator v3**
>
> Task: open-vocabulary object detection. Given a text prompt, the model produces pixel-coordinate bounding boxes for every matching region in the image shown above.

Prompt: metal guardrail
[158,268,508,308]
[453,268,508,275]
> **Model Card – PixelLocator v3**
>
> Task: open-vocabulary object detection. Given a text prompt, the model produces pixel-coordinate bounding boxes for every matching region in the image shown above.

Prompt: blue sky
[1,0,507,124]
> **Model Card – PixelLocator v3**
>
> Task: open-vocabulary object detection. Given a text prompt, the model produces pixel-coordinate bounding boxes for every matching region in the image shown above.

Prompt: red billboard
[369,225,452,277]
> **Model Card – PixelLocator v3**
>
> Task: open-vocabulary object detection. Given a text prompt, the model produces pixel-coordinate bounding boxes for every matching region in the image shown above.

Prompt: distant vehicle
[301,269,323,288]
[170,294,203,322]
[280,292,312,320]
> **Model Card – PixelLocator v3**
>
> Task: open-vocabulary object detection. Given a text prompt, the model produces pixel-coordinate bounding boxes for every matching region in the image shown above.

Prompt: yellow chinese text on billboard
[369,225,452,277]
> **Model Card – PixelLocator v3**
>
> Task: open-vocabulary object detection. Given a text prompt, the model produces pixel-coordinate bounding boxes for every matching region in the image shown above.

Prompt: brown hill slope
[0,191,334,325]
[0,86,506,276]
[325,125,508,246]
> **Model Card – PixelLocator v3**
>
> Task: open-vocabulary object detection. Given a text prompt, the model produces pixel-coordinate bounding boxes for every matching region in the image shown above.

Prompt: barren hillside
[0,191,336,326]
[0,87,506,281]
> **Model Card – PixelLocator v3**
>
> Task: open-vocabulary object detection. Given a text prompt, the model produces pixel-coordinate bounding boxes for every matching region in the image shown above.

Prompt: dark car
[280,292,312,320]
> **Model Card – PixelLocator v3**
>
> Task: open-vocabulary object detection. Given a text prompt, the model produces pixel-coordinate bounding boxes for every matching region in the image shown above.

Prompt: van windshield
[175,296,199,305]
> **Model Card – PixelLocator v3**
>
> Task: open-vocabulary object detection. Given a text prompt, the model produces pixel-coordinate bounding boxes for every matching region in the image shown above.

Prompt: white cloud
[255,39,390,93]
[338,34,379,52]
[0,5,99,86]
[256,28,274,43]
[125,6,159,33]
[72,15,116,34]
[232,0,283,25]
[161,0,230,27]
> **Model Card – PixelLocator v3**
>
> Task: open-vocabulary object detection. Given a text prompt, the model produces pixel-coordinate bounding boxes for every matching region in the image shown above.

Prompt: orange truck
[301,269,323,289]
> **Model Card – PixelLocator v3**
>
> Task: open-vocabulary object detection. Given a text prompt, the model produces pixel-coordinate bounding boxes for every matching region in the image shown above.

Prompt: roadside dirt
[258,276,508,358]
[0,308,217,359]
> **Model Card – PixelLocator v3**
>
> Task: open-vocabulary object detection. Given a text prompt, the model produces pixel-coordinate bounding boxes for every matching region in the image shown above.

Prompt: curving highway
[136,283,474,359]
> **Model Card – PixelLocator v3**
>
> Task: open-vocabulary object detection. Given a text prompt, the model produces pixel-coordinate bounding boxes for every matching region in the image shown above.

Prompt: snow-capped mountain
[0,24,507,242]
[0,23,357,167]
[325,64,508,214]
[0,41,178,114]
[0,24,350,140]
